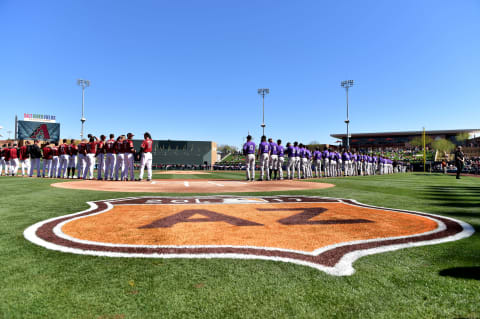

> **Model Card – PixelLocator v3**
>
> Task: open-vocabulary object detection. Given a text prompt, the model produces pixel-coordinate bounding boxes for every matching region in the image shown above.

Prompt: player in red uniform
[84,135,98,180]
[3,144,11,175]
[51,142,59,178]
[104,134,116,181]
[42,143,53,178]
[114,135,125,181]
[96,135,106,180]
[138,132,153,181]
[9,144,19,176]
[58,139,69,178]
[0,144,6,176]
[77,139,88,179]
[19,141,30,177]
[123,133,135,181]
[67,139,78,178]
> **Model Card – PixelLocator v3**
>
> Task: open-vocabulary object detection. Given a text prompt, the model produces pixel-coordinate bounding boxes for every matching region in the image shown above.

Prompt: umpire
[454,146,465,179]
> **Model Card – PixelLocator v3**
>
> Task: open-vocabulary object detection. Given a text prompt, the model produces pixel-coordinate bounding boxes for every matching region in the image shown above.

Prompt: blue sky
[0,1,479,147]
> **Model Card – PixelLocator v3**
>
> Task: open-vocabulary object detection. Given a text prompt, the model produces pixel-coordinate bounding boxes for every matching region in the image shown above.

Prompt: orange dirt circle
[51,179,335,193]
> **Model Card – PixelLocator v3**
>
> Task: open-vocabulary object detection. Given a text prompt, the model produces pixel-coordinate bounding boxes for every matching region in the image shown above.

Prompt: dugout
[132,139,217,166]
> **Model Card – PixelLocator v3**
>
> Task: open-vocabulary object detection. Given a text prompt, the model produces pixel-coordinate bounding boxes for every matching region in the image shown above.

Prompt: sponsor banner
[23,113,56,123]
[17,120,60,141]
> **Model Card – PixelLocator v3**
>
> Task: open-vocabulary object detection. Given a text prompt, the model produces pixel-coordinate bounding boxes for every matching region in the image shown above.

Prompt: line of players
[243,135,403,181]
[0,132,154,181]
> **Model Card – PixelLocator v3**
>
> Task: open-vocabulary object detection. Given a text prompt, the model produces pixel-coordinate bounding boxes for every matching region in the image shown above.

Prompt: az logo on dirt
[24,196,473,276]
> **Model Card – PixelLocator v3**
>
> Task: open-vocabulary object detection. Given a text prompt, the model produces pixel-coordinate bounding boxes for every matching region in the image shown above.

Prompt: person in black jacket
[28,140,42,177]
[454,146,465,179]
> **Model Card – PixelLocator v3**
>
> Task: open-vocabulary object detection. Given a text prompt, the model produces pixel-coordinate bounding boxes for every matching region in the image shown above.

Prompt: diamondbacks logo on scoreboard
[24,196,473,276]
[17,120,60,141]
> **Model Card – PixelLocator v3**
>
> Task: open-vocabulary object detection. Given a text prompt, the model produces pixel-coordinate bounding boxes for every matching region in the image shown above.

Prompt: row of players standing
[0,133,154,181]
[243,135,402,181]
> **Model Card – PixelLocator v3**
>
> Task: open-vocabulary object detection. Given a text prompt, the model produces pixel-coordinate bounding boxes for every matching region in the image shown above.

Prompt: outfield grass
[0,173,479,318]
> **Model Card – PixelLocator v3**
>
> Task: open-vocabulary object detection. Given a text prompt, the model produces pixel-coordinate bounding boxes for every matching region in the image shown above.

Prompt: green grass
[0,173,479,318]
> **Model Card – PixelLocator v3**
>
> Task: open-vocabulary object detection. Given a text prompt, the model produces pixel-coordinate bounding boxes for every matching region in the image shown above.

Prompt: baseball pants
[0,158,5,175]
[123,153,135,180]
[301,158,308,178]
[115,154,125,180]
[323,159,329,177]
[260,153,270,180]
[245,154,255,180]
[59,155,69,178]
[295,157,301,179]
[97,153,105,179]
[77,154,86,178]
[330,161,337,177]
[269,155,278,173]
[43,159,52,177]
[84,154,96,179]
[278,156,284,179]
[287,157,295,179]
[20,159,30,176]
[9,159,19,176]
[29,158,41,177]
[139,152,152,180]
[104,153,116,180]
[314,159,322,177]
[51,156,59,178]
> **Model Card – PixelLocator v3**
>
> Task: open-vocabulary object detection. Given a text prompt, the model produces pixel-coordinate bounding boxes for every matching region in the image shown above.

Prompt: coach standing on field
[454,146,465,179]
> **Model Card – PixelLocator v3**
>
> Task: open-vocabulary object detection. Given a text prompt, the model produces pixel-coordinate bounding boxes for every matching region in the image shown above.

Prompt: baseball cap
[127,133,134,137]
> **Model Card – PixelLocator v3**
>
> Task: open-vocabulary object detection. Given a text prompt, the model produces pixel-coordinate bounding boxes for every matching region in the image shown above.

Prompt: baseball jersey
[78,143,87,155]
[43,147,52,160]
[68,144,78,155]
[9,148,18,159]
[58,144,68,155]
[3,148,11,161]
[313,150,321,160]
[141,138,153,152]
[51,146,59,157]
[123,139,135,153]
[270,142,278,155]
[299,148,306,158]
[105,139,116,153]
[305,149,311,159]
[322,150,329,159]
[19,145,28,160]
[243,141,256,154]
[277,145,284,157]
[87,142,97,154]
[96,141,105,154]
[114,141,124,153]
[342,152,350,161]
[287,145,295,157]
[294,146,300,157]
[259,142,270,154]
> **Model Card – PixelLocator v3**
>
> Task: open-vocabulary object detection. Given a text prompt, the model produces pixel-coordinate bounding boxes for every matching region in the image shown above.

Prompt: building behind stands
[331,129,480,149]
[132,140,217,166]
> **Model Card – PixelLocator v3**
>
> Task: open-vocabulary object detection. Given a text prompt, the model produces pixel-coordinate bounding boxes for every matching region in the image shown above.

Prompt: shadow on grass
[439,267,480,280]
[421,186,480,209]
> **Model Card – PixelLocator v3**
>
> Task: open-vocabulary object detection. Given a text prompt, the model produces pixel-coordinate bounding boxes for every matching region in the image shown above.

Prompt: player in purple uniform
[305,147,313,178]
[257,136,270,181]
[268,138,279,180]
[298,144,307,179]
[329,149,337,177]
[277,139,284,180]
[293,142,301,179]
[322,147,330,177]
[313,147,322,178]
[286,142,295,179]
[242,135,256,181]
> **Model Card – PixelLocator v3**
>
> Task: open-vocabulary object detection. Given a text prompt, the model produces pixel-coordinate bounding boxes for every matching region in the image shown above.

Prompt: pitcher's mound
[52,179,335,193]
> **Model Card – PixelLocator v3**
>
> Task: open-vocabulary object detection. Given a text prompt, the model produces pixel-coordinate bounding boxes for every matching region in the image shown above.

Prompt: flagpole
[423,127,426,173]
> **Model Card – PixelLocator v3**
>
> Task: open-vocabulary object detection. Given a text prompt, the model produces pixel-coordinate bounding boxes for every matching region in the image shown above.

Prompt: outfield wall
[132,140,217,165]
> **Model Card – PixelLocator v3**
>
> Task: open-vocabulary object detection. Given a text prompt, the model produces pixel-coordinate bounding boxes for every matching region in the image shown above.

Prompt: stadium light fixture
[258,88,269,136]
[77,79,90,140]
[340,80,354,150]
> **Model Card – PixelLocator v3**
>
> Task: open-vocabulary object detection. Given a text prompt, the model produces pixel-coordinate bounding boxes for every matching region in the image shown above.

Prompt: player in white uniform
[268,138,279,180]
[96,135,106,180]
[138,132,154,181]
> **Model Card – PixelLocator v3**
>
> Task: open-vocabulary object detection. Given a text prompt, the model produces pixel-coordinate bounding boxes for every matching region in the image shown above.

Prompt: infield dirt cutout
[51,179,335,193]
[24,195,474,276]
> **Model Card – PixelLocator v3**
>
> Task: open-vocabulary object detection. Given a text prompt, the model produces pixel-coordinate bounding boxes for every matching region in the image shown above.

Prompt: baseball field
[1,172,479,318]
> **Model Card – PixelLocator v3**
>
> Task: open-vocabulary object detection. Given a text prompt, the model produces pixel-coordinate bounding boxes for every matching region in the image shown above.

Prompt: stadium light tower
[258,88,269,136]
[341,80,354,150]
[77,79,90,140]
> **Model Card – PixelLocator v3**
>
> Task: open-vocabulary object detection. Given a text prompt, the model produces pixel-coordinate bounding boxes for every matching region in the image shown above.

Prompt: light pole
[77,79,90,140]
[341,80,354,150]
[257,88,269,136]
